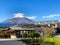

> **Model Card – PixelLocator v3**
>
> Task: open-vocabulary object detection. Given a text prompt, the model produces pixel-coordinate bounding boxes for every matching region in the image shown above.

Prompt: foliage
[1,31,11,38]
[44,37,60,45]
[22,37,60,45]
[44,41,55,45]
[22,24,35,28]
[22,33,28,38]
[32,32,40,38]
[0,28,3,32]
[57,22,60,27]
[22,32,40,38]
[0,28,4,35]
[29,32,40,38]
[43,27,56,37]
[21,38,41,45]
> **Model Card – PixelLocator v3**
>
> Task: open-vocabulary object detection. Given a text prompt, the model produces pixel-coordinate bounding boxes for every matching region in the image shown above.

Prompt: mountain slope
[0,17,35,27]
[2,17,34,24]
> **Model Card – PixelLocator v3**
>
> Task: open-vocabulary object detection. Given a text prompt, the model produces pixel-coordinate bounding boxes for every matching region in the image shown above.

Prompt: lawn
[44,37,60,45]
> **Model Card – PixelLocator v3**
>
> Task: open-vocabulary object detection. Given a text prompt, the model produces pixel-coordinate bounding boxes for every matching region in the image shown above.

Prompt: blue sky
[0,0,60,22]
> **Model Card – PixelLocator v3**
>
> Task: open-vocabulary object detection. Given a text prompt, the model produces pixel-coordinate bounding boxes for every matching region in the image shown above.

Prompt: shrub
[22,33,28,38]
[30,32,40,38]
[44,41,55,45]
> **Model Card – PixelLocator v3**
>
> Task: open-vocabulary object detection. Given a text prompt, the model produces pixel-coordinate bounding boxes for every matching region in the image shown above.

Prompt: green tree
[22,24,35,28]
[22,33,28,38]
[43,27,56,37]
[30,32,40,38]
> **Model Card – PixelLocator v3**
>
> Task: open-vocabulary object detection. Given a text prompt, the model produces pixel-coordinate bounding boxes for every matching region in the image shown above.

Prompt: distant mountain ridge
[0,17,35,27]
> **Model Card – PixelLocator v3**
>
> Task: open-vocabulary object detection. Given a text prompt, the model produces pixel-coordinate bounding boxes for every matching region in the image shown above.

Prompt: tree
[0,27,4,35]
[43,27,56,37]
[22,24,35,28]
[22,32,40,38]
[22,33,28,38]
[3,31,11,38]
[30,32,40,38]
[56,22,60,27]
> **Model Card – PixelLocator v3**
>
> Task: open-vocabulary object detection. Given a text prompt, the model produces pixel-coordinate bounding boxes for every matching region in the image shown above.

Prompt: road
[0,40,26,45]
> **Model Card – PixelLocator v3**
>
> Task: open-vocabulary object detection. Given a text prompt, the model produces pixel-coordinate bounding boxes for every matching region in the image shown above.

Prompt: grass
[44,37,60,45]
[21,37,60,45]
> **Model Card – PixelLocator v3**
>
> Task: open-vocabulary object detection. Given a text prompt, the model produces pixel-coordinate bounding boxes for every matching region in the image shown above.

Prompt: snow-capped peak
[13,13,25,18]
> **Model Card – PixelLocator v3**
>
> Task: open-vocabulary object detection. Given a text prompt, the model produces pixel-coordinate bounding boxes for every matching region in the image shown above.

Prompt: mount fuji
[0,13,35,27]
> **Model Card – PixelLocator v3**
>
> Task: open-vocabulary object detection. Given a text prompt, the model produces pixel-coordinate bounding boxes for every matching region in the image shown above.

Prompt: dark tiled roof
[10,27,35,30]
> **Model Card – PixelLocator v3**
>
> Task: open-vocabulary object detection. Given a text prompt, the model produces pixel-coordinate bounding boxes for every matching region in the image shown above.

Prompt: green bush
[44,41,55,45]
[31,39,40,43]
[30,32,40,38]
[22,33,28,38]
[21,39,31,43]
[21,39,41,45]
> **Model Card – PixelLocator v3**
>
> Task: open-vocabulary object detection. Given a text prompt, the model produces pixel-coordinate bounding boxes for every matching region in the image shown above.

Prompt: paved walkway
[0,38,40,41]
[0,38,17,41]
[54,35,60,37]
[0,40,26,45]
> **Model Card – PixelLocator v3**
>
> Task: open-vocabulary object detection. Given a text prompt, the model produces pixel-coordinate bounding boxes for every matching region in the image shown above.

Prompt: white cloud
[13,13,37,19]
[26,16,37,19]
[13,13,25,18]
[42,14,60,18]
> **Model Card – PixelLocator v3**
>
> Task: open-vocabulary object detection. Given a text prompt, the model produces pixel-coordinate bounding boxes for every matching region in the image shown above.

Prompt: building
[2,26,35,38]
[34,20,59,28]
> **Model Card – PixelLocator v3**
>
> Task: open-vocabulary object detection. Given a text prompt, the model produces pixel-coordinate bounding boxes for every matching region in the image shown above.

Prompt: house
[2,26,35,38]
[34,20,59,28]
